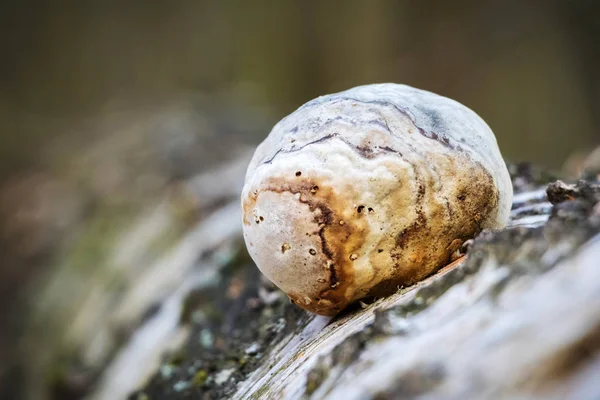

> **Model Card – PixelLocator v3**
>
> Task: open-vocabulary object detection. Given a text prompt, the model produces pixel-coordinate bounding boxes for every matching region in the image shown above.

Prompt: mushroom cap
[242,83,513,316]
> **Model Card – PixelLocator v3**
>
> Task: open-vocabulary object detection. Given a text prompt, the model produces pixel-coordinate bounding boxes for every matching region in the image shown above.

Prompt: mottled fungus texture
[242,83,513,315]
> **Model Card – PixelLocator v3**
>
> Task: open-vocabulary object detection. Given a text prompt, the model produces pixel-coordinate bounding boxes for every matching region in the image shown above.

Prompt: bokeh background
[1,1,599,399]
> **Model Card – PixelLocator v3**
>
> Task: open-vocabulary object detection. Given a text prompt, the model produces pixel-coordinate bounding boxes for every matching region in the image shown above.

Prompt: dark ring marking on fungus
[368,118,393,134]
[328,262,338,288]
[344,139,406,159]
[417,182,426,201]
[264,133,405,165]
[263,133,339,164]
[378,146,402,156]
[310,200,341,291]
[354,144,374,158]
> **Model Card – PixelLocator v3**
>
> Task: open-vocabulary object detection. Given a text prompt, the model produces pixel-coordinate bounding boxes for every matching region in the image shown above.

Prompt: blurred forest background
[0,1,599,399]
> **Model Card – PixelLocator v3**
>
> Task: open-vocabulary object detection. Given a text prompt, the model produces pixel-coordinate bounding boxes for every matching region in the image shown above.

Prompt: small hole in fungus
[357,205,365,213]
[259,216,264,221]
[311,185,319,193]
[368,207,374,213]
[309,249,317,256]
[295,171,302,177]
[458,194,466,201]
[378,249,383,253]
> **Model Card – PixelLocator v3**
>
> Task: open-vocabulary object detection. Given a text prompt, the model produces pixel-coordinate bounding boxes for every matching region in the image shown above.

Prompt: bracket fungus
[241,83,513,316]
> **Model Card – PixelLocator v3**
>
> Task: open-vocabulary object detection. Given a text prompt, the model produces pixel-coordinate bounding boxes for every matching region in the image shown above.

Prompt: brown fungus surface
[242,83,512,316]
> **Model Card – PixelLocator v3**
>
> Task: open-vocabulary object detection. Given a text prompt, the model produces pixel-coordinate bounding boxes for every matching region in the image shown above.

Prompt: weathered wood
[133,174,600,399]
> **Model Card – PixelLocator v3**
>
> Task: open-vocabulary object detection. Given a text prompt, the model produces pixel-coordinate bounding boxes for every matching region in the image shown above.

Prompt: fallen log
[132,168,600,400]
